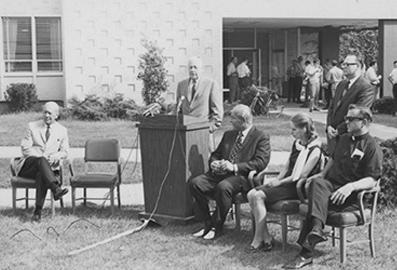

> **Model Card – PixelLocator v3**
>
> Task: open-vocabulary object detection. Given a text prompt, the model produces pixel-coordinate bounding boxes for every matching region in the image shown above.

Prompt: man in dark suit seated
[189,104,271,240]
[285,105,382,269]
[326,53,375,155]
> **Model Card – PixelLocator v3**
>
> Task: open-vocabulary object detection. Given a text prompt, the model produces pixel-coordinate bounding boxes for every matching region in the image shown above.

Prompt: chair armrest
[356,182,380,225]
[296,177,311,203]
[247,170,280,189]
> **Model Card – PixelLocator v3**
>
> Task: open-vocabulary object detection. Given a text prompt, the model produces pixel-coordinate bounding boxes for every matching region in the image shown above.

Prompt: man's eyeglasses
[344,116,364,122]
[341,62,358,67]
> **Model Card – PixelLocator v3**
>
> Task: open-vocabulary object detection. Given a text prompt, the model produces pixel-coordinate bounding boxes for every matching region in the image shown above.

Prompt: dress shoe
[202,228,216,240]
[53,187,68,201]
[248,239,274,252]
[283,255,313,269]
[307,228,327,249]
[31,212,41,222]
[193,227,211,238]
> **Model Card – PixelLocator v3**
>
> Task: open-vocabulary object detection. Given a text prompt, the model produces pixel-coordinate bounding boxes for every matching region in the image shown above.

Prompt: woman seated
[247,113,323,251]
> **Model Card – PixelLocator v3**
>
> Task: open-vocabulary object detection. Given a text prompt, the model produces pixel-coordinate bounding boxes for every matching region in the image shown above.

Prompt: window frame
[2,16,63,75]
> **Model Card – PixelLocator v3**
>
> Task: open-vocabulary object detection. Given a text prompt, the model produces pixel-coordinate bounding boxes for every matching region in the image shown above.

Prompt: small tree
[137,39,169,105]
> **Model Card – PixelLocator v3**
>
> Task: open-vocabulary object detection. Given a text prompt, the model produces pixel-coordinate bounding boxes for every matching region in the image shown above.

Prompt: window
[36,18,62,72]
[2,17,62,73]
[2,17,32,72]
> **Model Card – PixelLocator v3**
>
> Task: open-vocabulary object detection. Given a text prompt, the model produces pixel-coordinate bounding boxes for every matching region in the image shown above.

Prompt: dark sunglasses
[344,116,364,122]
[342,62,358,67]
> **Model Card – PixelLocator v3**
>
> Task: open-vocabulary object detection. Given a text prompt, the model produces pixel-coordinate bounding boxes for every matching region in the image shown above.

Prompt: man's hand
[46,154,59,166]
[142,103,161,117]
[330,183,354,205]
[263,178,281,188]
[327,126,338,139]
[220,160,234,173]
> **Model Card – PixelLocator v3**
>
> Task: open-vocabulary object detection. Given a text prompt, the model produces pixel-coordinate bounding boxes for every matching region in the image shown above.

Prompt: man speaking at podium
[189,104,270,240]
[176,56,223,133]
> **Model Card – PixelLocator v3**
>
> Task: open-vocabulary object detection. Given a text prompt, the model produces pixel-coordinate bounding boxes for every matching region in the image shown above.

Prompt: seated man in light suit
[13,102,69,222]
[189,104,270,240]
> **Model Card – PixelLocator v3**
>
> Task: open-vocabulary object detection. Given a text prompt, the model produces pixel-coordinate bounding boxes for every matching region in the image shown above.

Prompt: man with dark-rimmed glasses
[326,54,375,156]
[285,104,382,269]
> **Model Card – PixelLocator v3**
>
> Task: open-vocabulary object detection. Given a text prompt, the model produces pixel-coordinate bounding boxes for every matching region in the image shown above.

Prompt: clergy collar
[351,132,369,141]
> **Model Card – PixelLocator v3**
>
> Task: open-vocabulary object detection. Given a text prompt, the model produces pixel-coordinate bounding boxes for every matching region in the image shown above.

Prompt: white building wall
[62,0,222,104]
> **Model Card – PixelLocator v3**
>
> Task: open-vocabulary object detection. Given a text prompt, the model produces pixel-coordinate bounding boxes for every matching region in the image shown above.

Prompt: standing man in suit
[177,56,223,133]
[326,54,375,155]
[189,104,271,240]
[14,102,69,221]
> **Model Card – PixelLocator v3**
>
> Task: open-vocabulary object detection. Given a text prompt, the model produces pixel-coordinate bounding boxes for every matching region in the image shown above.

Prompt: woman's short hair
[291,113,316,139]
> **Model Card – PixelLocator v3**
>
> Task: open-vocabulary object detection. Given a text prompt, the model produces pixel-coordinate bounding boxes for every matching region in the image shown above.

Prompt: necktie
[191,81,196,101]
[229,132,243,163]
[45,125,50,142]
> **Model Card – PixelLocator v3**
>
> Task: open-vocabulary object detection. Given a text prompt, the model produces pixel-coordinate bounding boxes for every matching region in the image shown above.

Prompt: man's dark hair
[348,104,373,122]
[304,60,311,65]
[369,61,376,67]
[332,60,338,66]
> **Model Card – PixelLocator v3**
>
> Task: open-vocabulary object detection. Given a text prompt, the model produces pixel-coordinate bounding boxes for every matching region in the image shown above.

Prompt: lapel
[240,127,255,152]
[334,80,350,112]
[39,122,47,144]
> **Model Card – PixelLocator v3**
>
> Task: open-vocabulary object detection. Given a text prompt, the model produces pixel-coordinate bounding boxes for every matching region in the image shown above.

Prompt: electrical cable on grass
[10,229,42,241]
[68,112,182,256]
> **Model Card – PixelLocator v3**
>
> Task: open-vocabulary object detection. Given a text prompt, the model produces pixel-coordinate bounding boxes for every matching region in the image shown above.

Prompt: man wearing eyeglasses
[285,104,382,269]
[326,54,375,156]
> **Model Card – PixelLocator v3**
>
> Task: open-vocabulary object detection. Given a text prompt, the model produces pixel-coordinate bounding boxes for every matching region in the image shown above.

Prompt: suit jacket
[176,77,223,131]
[209,127,271,190]
[13,120,69,175]
[327,76,375,135]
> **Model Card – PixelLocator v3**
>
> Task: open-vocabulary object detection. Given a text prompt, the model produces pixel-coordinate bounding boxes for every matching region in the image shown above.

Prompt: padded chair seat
[269,200,300,214]
[299,203,371,227]
[11,176,36,188]
[71,174,118,188]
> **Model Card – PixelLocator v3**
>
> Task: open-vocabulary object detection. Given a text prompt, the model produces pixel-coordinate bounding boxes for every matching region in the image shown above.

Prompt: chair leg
[251,212,255,237]
[71,187,76,214]
[339,227,347,264]
[234,203,241,231]
[110,187,115,215]
[60,198,64,208]
[369,224,376,257]
[50,196,55,218]
[12,187,17,213]
[25,188,29,209]
[117,185,121,208]
[280,214,288,252]
[83,188,87,206]
[332,227,336,247]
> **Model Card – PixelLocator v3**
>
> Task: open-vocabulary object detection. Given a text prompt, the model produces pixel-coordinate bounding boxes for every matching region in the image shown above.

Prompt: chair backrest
[85,139,120,162]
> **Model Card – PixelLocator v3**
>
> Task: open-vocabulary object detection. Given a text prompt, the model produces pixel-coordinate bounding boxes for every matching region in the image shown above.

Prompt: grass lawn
[0,206,396,269]
[0,112,326,151]
[373,113,397,129]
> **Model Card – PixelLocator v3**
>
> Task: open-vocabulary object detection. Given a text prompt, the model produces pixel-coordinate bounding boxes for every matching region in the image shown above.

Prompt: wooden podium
[137,114,209,223]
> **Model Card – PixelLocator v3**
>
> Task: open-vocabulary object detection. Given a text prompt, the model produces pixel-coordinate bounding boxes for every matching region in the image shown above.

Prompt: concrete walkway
[282,106,397,140]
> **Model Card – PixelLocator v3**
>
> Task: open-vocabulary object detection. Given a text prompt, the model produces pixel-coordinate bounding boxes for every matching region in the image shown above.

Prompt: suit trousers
[297,177,359,246]
[18,156,59,209]
[189,172,245,229]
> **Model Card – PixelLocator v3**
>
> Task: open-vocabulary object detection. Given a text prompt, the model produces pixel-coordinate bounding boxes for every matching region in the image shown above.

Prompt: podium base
[138,211,195,225]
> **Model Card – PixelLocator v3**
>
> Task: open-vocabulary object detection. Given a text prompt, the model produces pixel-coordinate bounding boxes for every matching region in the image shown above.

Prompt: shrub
[137,39,169,105]
[379,138,397,208]
[373,96,395,114]
[4,83,38,112]
[339,29,378,66]
[67,94,141,121]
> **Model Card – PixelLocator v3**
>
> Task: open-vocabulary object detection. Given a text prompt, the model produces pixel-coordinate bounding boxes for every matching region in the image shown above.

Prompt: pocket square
[351,148,364,159]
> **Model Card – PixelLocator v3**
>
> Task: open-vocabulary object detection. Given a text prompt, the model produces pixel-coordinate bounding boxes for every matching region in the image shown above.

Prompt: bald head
[43,101,59,125]
[188,56,202,81]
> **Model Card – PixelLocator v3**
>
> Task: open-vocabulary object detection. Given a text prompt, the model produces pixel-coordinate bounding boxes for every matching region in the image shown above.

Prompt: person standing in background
[237,58,251,94]
[388,60,397,115]
[227,56,239,104]
[365,61,381,99]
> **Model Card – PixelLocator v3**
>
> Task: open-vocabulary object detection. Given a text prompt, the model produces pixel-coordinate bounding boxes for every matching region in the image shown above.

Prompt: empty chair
[70,139,122,214]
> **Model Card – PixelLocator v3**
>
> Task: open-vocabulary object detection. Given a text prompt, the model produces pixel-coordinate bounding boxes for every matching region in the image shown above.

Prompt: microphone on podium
[176,96,185,113]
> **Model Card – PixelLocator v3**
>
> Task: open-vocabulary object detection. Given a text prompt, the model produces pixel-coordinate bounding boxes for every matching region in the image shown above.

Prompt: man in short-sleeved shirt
[285,104,382,269]
[388,60,397,113]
